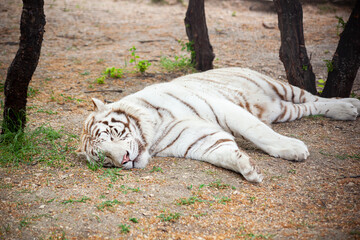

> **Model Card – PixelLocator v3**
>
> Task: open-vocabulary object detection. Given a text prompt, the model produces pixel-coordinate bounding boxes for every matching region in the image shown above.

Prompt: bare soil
[0,0,359,239]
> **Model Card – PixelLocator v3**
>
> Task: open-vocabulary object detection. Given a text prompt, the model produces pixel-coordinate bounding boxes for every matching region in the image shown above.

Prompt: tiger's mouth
[122,151,131,164]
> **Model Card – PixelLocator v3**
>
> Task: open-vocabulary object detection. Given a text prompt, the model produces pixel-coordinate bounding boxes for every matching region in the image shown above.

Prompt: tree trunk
[274,0,317,94]
[184,0,215,71]
[2,0,46,134]
[321,1,360,98]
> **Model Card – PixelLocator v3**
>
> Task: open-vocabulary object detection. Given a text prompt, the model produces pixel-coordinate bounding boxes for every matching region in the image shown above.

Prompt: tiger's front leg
[189,137,264,183]
[153,121,263,182]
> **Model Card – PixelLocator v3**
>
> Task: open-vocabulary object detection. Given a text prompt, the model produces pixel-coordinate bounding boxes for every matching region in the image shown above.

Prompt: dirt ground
[1,0,360,239]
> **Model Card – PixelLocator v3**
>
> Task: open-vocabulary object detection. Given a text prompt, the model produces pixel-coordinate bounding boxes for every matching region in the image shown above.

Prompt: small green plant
[19,218,30,229]
[335,16,346,36]
[104,67,124,78]
[193,212,207,218]
[136,60,151,73]
[96,76,105,84]
[157,212,181,222]
[129,46,139,65]
[119,224,130,234]
[59,94,84,103]
[61,196,91,204]
[208,180,230,189]
[217,196,231,205]
[317,78,326,93]
[0,82,4,92]
[36,109,58,115]
[232,11,236,17]
[179,40,195,61]
[323,60,333,73]
[350,92,360,99]
[27,87,39,97]
[46,198,55,203]
[129,46,151,73]
[151,0,166,3]
[177,196,205,205]
[119,185,141,194]
[199,184,206,189]
[80,71,90,76]
[288,169,297,174]
[96,199,123,211]
[150,166,163,173]
[302,65,308,71]
[249,196,256,203]
[129,217,139,223]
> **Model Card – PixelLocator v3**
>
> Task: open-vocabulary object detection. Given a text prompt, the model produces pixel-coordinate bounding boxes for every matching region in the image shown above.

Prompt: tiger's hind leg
[208,99,310,161]
[273,100,359,123]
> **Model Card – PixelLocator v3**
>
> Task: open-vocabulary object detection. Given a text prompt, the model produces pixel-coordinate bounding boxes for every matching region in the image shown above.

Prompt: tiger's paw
[325,102,358,120]
[266,137,309,161]
[339,98,360,117]
[241,165,264,183]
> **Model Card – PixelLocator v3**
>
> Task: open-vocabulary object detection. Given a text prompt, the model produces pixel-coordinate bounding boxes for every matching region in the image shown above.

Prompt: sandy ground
[0,0,359,239]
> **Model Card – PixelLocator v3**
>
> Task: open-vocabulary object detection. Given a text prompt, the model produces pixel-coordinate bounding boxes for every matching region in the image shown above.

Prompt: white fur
[79,68,359,183]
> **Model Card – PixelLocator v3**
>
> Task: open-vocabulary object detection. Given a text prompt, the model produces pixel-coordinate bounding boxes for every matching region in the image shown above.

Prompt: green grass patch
[0,124,78,167]
[177,196,206,205]
[61,196,91,205]
[18,214,51,229]
[157,212,181,222]
[98,168,124,182]
[96,199,123,211]
[119,185,141,194]
[150,166,163,173]
[208,179,231,189]
[305,115,324,120]
[119,224,130,234]
[160,55,195,72]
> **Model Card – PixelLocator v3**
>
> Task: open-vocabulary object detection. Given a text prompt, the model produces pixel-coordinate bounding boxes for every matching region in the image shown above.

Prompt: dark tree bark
[2,0,46,134]
[274,0,317,94]
[184,0,215,71]
[321,1,360,98]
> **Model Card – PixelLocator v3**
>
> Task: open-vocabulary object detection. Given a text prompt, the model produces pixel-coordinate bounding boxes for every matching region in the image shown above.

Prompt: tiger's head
[77,98,153,169]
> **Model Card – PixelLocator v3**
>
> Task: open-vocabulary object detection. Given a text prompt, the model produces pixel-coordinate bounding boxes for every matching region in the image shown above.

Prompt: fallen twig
[338,175,360,179]
[84,89,123,93]
[139,39,167,43]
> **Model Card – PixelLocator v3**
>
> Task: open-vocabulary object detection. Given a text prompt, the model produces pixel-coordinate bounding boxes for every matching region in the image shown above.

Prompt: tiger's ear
[92,98,106,112]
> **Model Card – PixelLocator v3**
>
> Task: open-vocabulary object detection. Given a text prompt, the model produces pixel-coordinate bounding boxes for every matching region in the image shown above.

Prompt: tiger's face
[77,98,150,169]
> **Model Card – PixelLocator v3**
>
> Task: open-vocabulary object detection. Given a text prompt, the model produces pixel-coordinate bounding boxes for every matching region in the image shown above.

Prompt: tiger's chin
[121,150,151,169]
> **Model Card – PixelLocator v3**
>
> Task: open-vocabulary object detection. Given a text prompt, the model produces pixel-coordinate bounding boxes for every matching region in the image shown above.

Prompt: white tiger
[77,68,360,182]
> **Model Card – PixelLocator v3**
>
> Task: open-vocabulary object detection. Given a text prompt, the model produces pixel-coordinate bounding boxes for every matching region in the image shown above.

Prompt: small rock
[141,176,152,180]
